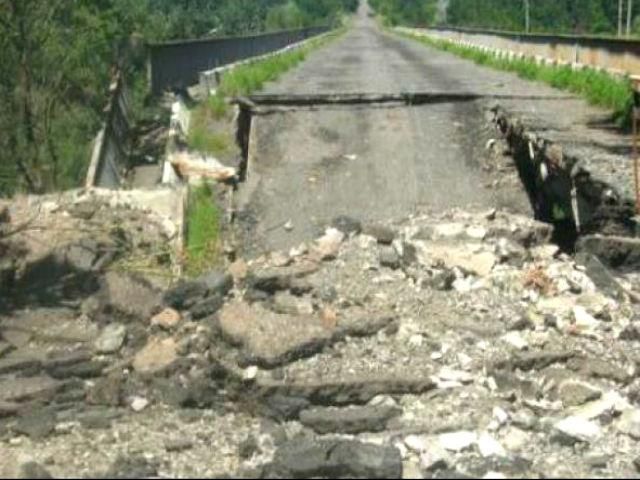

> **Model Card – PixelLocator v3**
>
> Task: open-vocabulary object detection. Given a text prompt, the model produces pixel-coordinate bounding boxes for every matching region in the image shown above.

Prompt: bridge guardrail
[422,26,640,76]
[148,26,330,96]
[86,70,131,189]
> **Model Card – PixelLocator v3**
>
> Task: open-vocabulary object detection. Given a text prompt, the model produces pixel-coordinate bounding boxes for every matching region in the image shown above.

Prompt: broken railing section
[86,71,132,189]
[492,106,637,250]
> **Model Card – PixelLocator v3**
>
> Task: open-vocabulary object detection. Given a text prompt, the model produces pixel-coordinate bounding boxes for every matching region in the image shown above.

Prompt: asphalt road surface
[236,1,568,254]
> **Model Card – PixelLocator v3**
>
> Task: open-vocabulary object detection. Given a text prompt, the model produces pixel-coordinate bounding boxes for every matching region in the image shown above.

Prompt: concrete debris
[132,337,178,374]
[150,308,182,330]
[439,431,477,452]
[553,416,601,444]
[94,324,127,354]
[2,199,640,478]
[170,151,236,182]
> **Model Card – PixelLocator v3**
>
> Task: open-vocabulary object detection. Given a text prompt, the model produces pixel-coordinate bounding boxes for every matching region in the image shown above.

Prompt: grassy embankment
[185,29,342,275]
[400,30,634,127]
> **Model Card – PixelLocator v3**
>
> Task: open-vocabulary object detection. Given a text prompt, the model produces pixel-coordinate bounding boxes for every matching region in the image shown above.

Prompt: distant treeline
[371,0,637,36]
[0,0,357,196]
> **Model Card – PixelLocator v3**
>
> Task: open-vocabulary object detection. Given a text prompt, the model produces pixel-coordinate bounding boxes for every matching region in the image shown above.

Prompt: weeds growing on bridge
[402,32,634,127]
[185,182,222,277]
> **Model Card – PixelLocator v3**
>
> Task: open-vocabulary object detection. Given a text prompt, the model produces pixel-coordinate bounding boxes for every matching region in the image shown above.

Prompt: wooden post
[628,0,634,37]
[524,0,530,33]
[620,0,625,37]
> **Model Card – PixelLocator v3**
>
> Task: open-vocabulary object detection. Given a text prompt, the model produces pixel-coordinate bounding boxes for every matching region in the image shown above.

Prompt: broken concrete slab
[509,350,574,371]
[217,301,394,368]
[0,376,62,403]
[574,252,626,300]
[415,242,497,277]
[299,405,402,434]
[247,259,320,294]
[1,308,98,344]
[100,272,162,320]
[264,438,402,479]
[576,234,640,271]
[0,355,42,376]
[132,337,178,374]
[258,377,435,407]
[218,301,329,367]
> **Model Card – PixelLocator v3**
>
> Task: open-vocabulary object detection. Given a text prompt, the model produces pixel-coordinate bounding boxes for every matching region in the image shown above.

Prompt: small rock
[273,292,314,316]
[501,331,528,350]
[94,323,127,354]
[405,434,430,453]
[579,358,631,384]
[436,367,474,384]
[165,438,194,452]
[584,453,609,469]
[332,215,362,235]
[544,315,558,329]
[477,433,506,458]
[379,247,401,269]
[502,427,529,451]
[313,228,345,260]
[283,220,294,231]
[238,435,260,459]
[571,306,599,337]
[492,407,509,426]
[553,416,600,444]
[557,380,601,407]
[364,225,396,245]
[420,449,449,473]
[439,431,477,452]
[190,294,224,320]
[14,410,56,439]
[572,391,629,420]
[615,408,640,439]
[466,226,487,240]
[130,396,149,412]
[509,316,534,331]
[244,366,259,381]
[132,337,178,374]
[228,259,248,282]
[151,308,181,330]
[619,323,640,341]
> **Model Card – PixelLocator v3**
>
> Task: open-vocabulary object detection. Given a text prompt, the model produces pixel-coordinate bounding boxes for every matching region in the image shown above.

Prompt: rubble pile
[1,203,640,478]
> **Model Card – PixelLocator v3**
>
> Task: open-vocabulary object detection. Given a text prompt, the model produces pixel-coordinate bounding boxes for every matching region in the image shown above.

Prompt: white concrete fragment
[439,431,477,452]
[554,416,601,443]
[478,433,506,457]
[501,331,528,350]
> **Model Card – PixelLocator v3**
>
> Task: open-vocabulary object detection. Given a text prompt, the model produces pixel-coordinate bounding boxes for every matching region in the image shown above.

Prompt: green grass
[185,182,222,276]
[187,105,232,156]
[400,31,634,127]
[215,29,343,99]
[188,30,343,155]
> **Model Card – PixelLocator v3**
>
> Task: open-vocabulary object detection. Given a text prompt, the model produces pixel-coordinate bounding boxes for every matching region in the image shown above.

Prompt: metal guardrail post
[632,75,640,214]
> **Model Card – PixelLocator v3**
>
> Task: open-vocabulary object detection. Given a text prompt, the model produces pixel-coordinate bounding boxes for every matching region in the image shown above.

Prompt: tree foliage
[0,0,356,196]
[369,0,437,27]
[372,0,634,35]
[447,0,623,35]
